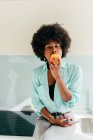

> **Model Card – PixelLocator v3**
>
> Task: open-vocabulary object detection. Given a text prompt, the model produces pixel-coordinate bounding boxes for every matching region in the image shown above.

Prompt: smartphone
[63,119,78,124]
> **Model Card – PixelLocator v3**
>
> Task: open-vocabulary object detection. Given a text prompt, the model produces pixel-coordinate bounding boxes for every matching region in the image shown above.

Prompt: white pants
[33,113,76,140]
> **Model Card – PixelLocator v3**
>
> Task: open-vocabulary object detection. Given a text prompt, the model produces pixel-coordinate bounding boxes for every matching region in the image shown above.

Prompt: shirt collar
[61,59,66,69]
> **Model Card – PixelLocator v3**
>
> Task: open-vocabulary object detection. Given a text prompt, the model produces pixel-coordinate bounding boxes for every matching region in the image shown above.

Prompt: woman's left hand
[49,61,62,80]
[55,116,77,127]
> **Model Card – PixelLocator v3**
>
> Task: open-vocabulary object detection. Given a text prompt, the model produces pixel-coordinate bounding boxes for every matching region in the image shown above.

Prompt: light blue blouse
[31,59,82,116]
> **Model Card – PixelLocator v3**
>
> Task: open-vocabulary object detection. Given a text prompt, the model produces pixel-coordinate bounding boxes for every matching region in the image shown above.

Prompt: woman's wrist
[48,115,56,124]
[55,75,62,82]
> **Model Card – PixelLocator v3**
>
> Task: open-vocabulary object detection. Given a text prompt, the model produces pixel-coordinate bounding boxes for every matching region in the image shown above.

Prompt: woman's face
[44,40,62,64]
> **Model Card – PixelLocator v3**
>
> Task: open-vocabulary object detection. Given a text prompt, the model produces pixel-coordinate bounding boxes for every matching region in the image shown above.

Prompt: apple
[50,54,61,64]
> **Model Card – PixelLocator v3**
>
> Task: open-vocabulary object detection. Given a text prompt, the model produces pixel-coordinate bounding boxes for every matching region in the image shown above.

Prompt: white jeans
[33,112,76,140]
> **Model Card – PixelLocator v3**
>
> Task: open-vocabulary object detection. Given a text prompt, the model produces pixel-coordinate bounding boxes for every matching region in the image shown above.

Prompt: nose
[51,46,57,53]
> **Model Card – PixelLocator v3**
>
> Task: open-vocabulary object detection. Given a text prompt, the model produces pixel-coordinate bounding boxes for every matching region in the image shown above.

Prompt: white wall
[0,0,93,55]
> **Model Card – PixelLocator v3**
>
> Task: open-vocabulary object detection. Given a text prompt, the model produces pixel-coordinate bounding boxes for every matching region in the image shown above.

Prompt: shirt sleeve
[64,65,83,108]
[31,70,44,116]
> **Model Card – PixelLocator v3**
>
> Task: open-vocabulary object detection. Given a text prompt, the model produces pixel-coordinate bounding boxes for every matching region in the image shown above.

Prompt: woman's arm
[49,62,82,103]
[56,77,72,102]
[49,62,72,102]
[40,107,74,127]
[41,107,56,124]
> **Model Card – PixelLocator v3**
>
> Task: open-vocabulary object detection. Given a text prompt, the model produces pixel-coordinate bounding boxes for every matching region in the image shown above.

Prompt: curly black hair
[31,23,71,61]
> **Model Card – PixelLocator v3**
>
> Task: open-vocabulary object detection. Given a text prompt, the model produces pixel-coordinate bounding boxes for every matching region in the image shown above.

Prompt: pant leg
[40,124,76,140]
[40,112,76,140]
[33,116,51,140]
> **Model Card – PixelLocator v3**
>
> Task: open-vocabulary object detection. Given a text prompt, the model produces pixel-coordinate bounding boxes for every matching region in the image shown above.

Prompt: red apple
[50,54,61,64]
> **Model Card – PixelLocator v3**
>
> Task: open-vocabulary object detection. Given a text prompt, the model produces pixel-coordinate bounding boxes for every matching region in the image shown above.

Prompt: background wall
[0,0,93,55]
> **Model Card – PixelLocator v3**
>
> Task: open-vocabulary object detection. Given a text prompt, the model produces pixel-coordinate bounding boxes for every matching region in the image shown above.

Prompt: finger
[58,58,61,65]
[49,64,54,70]
[52,64,60,70]
[61,122,72,127]
[50,64,58,70]
[68,120,78,124]
[50,62,55,67]
[63,124,72,127]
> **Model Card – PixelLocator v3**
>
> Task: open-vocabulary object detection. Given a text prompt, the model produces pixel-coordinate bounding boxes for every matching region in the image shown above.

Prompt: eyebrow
[45,43,60,47]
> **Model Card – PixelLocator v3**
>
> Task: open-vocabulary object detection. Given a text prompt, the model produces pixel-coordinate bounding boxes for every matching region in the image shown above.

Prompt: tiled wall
[0,55,93,112]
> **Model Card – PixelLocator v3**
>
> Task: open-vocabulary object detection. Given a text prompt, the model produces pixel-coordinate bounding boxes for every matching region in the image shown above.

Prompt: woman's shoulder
[64,61,82,74]
[66,61,81,68]
[32,63,47,75]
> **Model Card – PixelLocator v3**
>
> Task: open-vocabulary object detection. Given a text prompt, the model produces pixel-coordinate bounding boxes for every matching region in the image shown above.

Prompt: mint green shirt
[31,60,82,116]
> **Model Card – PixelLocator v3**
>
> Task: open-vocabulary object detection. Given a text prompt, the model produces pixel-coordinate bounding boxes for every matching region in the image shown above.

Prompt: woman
[31,23,82,140]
